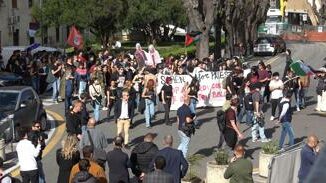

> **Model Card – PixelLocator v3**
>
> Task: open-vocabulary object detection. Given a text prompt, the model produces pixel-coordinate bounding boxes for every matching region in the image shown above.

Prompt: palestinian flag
[290,60,314,76]
[185,31,201,47]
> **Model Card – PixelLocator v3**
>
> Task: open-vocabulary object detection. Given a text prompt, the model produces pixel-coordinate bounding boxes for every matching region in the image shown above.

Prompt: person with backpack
[161,77,173,126]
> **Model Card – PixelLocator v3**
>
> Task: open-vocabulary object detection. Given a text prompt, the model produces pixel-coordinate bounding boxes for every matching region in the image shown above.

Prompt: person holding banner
[161,77,173,126]
[186,78,200,129]
[142,79,156,128]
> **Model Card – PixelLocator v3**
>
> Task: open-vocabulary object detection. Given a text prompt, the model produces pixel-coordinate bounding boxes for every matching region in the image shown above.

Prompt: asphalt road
[39,42,326,183]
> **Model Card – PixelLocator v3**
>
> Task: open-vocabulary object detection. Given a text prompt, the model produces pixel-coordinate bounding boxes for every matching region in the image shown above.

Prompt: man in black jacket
[114,90,134,148]
[150,135,188,183]
[130,133,159,180]
[66,100,83,139]
[106,136,130,183]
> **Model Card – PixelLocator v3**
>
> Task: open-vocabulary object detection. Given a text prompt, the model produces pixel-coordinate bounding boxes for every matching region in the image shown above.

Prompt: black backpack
[216,109,227,133]
[244,92,254,111]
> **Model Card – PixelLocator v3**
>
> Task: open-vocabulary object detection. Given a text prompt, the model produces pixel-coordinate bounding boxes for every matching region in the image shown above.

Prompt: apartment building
[0,0,67,47]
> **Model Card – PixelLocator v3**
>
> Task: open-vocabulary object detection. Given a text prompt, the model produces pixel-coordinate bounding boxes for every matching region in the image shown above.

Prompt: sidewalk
[3,113,56,175]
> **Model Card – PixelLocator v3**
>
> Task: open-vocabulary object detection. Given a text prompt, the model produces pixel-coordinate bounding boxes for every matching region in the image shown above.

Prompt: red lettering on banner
[198,94,207,100]
[212,91,223,98]
[212,83,221,89]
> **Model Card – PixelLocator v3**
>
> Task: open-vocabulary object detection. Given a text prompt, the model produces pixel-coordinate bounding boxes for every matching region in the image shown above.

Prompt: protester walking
[66,100,83,139]
[106,136,130,183]
[70,146,107,183]
[130,133,159,180]
[177,96,195,158]
[71,159,98,183]
[56,135,81,183]
[269,72,284,121]
[278,92,295,149]
[161,77,173,126]
[142,79,156,128]
[51,60,63,103]
[89,78,103,123]
[114,90,134,148]
[151,135,188,183]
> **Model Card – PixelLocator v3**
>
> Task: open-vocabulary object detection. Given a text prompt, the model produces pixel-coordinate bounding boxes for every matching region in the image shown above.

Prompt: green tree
[124,0,186,44]
[32,0,126,47]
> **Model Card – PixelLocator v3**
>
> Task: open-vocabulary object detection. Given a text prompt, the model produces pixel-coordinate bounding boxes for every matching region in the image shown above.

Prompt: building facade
[0,0,67,48]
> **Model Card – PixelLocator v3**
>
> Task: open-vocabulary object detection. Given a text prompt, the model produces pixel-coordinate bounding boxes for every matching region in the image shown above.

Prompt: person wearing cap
[130,133,159,181]
[161,77,173,125]
[224,145,254,183]
[106,136,130,183]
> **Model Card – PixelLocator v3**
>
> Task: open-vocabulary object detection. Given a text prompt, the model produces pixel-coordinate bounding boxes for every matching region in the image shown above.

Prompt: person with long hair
[56,135,80,183]
[142,79,156,128]
[106,81,118,119]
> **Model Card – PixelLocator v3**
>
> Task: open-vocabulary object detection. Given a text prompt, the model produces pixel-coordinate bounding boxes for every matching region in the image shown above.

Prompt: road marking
[265,54,282,65]
[9,110,65,177]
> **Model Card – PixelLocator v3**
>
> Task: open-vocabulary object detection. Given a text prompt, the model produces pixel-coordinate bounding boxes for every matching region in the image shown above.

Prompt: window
[12,0,17,9]
[20,90,35,104]
[56,26,60,42]
[29,0,33,8]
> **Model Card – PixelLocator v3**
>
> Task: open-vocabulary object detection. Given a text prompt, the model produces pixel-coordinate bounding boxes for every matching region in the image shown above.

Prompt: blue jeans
[251,116,267,140]
[93,102,101,122]
[246,110,254,126]
[145,99,155,127]
[279,122,295,148]
[52,78,60,101]
[294,89,301,108]
[189,98,199,125]
[78,81,87,96]
[37,160,46,183]
[31,77,40,94]
[65,80,73,112]
[178,130,190,158]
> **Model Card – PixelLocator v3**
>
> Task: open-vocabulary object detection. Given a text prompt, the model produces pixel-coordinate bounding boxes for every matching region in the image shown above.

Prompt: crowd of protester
[0,43,326,183]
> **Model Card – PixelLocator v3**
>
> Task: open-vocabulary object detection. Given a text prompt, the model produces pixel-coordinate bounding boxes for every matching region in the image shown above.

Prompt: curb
[5,110,65,177]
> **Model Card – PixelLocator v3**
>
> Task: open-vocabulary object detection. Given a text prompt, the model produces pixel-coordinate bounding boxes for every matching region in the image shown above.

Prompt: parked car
[253,35,286,56]
[0,72,24,87]
[0,86,47,142]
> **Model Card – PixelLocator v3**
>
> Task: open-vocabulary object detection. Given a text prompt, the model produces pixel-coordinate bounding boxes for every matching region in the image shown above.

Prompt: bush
[215,149,229,165]
[183,154,204,181]
[262,141,279,154]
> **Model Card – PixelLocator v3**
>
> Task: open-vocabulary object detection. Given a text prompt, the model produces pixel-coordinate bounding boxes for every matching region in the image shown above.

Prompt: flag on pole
[290,60,314,76]
[67,26,84,50]
[185,31,201,47]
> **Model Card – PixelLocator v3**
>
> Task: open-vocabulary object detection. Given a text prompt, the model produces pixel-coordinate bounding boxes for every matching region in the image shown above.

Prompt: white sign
[157,71,231,110]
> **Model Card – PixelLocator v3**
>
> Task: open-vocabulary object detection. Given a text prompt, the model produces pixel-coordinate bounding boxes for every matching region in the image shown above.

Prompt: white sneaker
[102,107,108,111]
[252,139,258,143]
[296,107,301,112]
[261,138,271,143]
[270,116,275,121]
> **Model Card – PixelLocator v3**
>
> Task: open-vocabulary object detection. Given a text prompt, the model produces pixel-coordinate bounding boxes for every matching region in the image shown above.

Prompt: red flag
[185,34,194,47]
[67,26,84,49]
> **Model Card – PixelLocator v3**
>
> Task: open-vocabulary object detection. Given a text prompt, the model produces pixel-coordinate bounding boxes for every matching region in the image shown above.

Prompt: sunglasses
[34,126,41,128]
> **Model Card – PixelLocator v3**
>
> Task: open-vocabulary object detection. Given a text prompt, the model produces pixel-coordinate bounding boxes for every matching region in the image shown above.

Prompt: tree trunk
[215,18,222,59]
[197,30,210,59]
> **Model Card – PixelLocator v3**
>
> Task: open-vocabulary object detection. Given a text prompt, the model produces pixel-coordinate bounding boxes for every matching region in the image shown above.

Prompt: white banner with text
[157,71,231,110]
